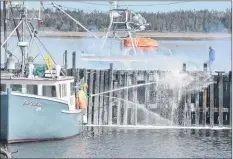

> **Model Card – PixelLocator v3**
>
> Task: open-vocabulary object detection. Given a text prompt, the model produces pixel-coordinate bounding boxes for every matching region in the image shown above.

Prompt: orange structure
[123,37,159,52]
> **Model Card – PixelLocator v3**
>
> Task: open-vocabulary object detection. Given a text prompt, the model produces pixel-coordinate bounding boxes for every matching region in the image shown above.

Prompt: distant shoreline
[34,31,231,40]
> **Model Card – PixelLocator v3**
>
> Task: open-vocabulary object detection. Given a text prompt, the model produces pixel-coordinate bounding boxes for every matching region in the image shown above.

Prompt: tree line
[4,8,232,33]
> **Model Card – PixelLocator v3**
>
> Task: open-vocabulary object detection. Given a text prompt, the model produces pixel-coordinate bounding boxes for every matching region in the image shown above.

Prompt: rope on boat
[99,11,114,52]
[0,147,12,158]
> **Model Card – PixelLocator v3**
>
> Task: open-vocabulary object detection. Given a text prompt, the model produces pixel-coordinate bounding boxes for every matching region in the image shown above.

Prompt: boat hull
[0,89,84,143]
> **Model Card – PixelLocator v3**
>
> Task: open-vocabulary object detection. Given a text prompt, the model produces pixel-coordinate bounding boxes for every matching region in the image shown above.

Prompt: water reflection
[9,127,231,158]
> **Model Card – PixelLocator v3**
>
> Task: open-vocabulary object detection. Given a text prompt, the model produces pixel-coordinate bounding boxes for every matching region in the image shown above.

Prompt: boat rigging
[51,1,172,63]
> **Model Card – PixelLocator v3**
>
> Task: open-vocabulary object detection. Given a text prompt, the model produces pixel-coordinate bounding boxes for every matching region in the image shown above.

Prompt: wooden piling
[108,63,113,125]
[203,63,207,72]
[230,71,232,127]
[76,68,80,85]
[217,72,224,127]
[195,91,199,126]
[202,88,207,126]
[117,71,122,125]
[64,50,68,75]
[93,70,100,125]
[84,69,88,83]
[210,83,215,127]
[123,72,129,125]
[144,71,150,125]
[182,63,186,72]
[87,69,93,125]
[66,65,232,127]
[131,71,138,125]
[103,70,109,125]
[98,70,104,125]
[72,52,77,94]
[187,93,192,126]
[72,52,76,77]
[183,93,187,126]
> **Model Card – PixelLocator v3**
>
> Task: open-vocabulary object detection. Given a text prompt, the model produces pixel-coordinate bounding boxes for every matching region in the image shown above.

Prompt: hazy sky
[21,1,232,12]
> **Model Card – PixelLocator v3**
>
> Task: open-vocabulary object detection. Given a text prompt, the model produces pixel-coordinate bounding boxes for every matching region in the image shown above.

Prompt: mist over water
[2,36,231,72]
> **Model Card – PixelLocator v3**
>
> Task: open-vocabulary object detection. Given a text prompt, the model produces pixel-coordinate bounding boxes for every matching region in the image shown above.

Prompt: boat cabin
[1,75,75,102]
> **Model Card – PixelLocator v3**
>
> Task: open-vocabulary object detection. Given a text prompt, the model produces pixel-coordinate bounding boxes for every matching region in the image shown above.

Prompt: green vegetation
[5,8,232,33]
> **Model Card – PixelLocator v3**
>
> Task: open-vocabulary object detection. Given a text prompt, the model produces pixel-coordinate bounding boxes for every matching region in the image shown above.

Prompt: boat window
[0,84,6,92]
[26,85,38,95]
[70,82,75,95]
[42,85,56,97]
[59,84,67,97]
[10,84,22,93]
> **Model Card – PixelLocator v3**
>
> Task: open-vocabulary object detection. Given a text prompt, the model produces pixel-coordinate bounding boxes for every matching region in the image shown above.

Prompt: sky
[21,1,232,12]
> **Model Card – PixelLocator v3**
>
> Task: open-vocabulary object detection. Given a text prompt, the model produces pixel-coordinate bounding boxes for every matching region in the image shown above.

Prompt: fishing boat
[51,2,170,63]
[0,2,86,143]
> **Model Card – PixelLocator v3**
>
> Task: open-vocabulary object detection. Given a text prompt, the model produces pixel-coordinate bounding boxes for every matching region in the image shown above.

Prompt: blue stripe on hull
[1,90,84,143]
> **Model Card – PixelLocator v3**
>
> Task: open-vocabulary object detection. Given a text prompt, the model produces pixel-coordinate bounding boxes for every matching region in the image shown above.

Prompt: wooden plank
[182,63,186,72]
[72,52,76,77]
[210,84,215,127]
[187,93,192,126]
[98,70,104,125]
[103,70,109,125]
[75,68,80,96]
[230,80,232,127]
[84,69,87,83]
[108,63,113,125]
[144,71,150,125]
[229,71,232,127]
[178,89,184,125]
[64,50,68,75]
[131,71,137,125]
[183,93,187,126]
[218,73,224,127]
[76,68,80,84]
[123,72,129,125]
[117,71,122,125]
[87,69,93,125]
[195,91,199,126]
[93,70,100,125]
[202,88,207,126]
[213,108,229,112]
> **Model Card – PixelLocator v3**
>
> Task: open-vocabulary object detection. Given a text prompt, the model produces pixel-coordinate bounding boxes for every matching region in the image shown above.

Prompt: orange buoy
[123,37,159,51]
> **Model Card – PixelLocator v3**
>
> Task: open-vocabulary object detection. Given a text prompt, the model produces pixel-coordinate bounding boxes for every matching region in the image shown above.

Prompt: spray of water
[100,94,172,126]
[90,70,215,127]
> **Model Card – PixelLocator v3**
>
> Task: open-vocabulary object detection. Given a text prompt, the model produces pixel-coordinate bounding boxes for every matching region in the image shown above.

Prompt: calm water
[8,127,231,158]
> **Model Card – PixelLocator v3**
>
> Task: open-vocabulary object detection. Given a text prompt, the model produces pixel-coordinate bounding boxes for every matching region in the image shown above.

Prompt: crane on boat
[51,1,172,63]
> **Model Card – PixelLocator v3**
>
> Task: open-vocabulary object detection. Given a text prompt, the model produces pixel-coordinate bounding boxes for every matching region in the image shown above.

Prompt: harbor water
[8,127,231,158]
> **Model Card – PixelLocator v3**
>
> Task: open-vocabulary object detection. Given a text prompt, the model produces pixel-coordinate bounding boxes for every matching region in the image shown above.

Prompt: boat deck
[80,54,163,62]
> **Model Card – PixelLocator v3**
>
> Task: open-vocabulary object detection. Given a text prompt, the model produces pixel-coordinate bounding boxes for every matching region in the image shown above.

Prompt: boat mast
[0,1,1,61]
[3,1,7,65]
[21,1,26,77]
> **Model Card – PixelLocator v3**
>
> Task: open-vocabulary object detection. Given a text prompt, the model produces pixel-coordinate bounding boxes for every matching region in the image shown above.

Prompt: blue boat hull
[1,89,84,143]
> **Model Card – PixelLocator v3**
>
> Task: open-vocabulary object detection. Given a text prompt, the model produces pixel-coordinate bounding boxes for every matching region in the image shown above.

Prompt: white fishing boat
[0,1,87,144]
